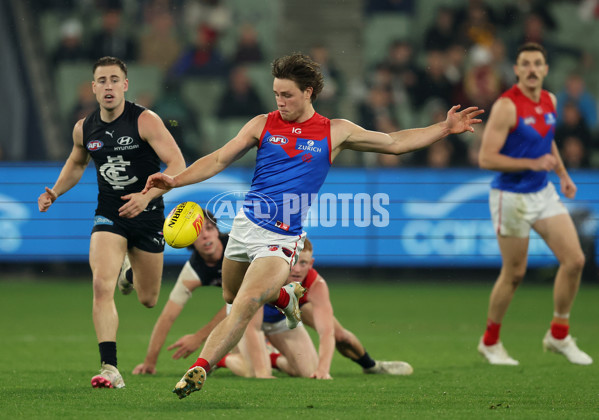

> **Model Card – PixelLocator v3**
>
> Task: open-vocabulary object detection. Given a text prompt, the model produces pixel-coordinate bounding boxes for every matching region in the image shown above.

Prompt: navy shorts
[91,213,165,253]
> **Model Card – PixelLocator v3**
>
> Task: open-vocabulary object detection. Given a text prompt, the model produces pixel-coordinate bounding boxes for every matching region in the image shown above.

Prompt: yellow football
[163,201,205,248]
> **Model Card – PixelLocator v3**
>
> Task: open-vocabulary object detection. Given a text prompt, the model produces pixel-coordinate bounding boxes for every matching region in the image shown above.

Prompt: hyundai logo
[117,136,134,146]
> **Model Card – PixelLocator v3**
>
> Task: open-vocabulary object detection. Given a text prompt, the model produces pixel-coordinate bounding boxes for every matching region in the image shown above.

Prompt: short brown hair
[516,42,547,62]
[303,237,313,254]
[271,53,324,101]
[93,56,128,77]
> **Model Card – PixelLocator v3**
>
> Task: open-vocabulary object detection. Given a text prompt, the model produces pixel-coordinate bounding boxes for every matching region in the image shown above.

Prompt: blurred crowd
[34,0,599,169]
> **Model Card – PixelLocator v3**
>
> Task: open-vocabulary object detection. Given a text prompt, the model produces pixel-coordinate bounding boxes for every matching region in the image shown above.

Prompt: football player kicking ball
[143,53,482,398]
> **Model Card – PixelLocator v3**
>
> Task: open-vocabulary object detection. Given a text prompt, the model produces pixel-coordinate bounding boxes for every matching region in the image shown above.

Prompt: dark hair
[203,209,217,228]
[93,56,128,77]
[271,53,324,101]
[516,42,547,62]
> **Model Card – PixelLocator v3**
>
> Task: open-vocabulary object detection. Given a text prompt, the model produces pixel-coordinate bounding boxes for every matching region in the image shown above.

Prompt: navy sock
[99,341,117,368]
[125,268,133,284]
[353,351,376,369]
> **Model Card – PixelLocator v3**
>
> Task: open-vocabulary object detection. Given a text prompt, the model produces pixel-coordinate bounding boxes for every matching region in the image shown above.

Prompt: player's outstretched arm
[141,115,264,194]
[303,276,335,379]
[38,120,90,212]
[168,305,227,360]
[132,299,186,374]
[334,105,483,156]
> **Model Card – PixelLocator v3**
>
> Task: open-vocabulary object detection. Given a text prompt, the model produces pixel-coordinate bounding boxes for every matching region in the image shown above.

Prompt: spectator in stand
[182,0,232,40]
[357,84,402,167]
[51,18,88,66]
[216,66,266,119]
[378,40,422,106]
[68,81,98,129]
[88,3,137,61]
[231,23,265,66]
[555,101,593,169]
[424,7,456,52]
[138,10,182,74]
[309,44,344,117]
[461,45,504,113]
[411,49,452,110]
[560,135,590,169]
[454,0,496,48]
[169,24,227,79]
[557,73,598,131]
[365,0,415,15]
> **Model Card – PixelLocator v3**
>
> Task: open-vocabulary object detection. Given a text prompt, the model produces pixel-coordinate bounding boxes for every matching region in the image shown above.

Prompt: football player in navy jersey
[143,53,483,398]
[477,43,592,366]
[38,56,186,389]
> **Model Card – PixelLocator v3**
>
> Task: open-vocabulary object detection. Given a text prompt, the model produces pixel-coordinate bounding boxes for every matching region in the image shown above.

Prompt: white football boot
[91,363,125,389]
[277,282,305,329]
[542,330,593,365]
[364,360,414,375]
[117,254,133,295]
[478,337,519,365]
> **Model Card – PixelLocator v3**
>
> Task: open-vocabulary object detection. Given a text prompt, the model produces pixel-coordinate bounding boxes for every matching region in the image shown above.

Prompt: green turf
[0,278,598,419]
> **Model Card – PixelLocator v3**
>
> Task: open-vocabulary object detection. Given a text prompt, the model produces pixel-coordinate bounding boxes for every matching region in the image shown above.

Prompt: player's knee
[92,276,114,301]
[564,252,585,275]
[222,289,235,304]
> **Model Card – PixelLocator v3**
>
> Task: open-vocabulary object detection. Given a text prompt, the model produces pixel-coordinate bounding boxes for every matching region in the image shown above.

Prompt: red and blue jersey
[491,85,556,193]
[243,111,332,235]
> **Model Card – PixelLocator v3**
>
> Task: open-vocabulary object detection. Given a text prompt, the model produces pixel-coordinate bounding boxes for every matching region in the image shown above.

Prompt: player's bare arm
[305,277,335,379]
[142,115,265,194]
[168,306,228,360]
[38,119,90,212]
[331,105,483,158]
[119,110,186,218]
[546,93,577,199]
[479,98,557,172]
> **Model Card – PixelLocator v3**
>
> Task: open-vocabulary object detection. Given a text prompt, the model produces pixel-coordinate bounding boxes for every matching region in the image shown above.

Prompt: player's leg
[267,326,318,377]
[235,307,274,378]
[127,247,163,308]
[89,231,127,388]
[533,213,591,364]
[478,235,529,365]
[173,256,290,398]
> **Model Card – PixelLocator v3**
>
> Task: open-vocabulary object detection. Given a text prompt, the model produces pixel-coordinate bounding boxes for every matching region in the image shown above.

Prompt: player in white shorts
[477,42,592,366]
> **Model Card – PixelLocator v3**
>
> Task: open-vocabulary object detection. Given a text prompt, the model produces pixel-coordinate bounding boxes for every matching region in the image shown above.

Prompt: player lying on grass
[127,231,412,378]
[125,213,317,378]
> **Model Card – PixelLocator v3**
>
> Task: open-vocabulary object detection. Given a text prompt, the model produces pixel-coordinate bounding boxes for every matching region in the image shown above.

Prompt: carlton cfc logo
[269,136,288,144]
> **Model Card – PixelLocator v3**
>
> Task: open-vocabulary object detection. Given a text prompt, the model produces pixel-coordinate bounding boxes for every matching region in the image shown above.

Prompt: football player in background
[477,42,592,366]
[37,56,186,388]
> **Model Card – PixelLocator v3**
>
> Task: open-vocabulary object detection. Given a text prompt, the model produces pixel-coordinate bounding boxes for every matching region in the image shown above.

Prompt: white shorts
[490,182,568,238]
[224,209,306,266]
[261,319,303,335]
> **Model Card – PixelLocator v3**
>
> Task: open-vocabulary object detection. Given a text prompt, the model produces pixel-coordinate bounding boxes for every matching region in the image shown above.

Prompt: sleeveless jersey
[299,268,319,306]
[83,101,164,219]
[188,235,228,287]
[491,85,557,193]
[243,111,332,235]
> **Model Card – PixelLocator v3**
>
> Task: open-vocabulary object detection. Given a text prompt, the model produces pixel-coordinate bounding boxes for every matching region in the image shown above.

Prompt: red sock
[189,357,211,373]
[273,288,290,308]
[550,322,569,340]
[483,319,501,346]
[270,352,281,369]
[216,354,229,368]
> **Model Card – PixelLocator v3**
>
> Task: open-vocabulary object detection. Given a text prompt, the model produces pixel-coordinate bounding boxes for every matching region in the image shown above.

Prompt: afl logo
[117,136,134,146]
[87,140,104,151]
[269,136,288,145]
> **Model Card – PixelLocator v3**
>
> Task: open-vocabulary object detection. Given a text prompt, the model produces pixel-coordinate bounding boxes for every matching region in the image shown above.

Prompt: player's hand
[445,105,484,134]
[168,334,204,359]
[532,154,558,171]
[560,176,577,199]
[132,363,156,375]
[310,370,333,380]
[142,172,176,194]
[119,192,152,218]
[38,187,57,212]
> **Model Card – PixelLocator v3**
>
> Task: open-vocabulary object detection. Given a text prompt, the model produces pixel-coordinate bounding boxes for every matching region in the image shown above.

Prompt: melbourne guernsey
[491,85,557,193]
[243,111,332,236]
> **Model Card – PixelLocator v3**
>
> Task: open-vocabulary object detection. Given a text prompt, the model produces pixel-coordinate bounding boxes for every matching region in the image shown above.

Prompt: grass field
[0,276,598,419]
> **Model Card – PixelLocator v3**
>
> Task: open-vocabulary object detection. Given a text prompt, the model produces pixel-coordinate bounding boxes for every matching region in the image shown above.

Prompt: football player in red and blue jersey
[142,53,484,398]
[477,42,592,366]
